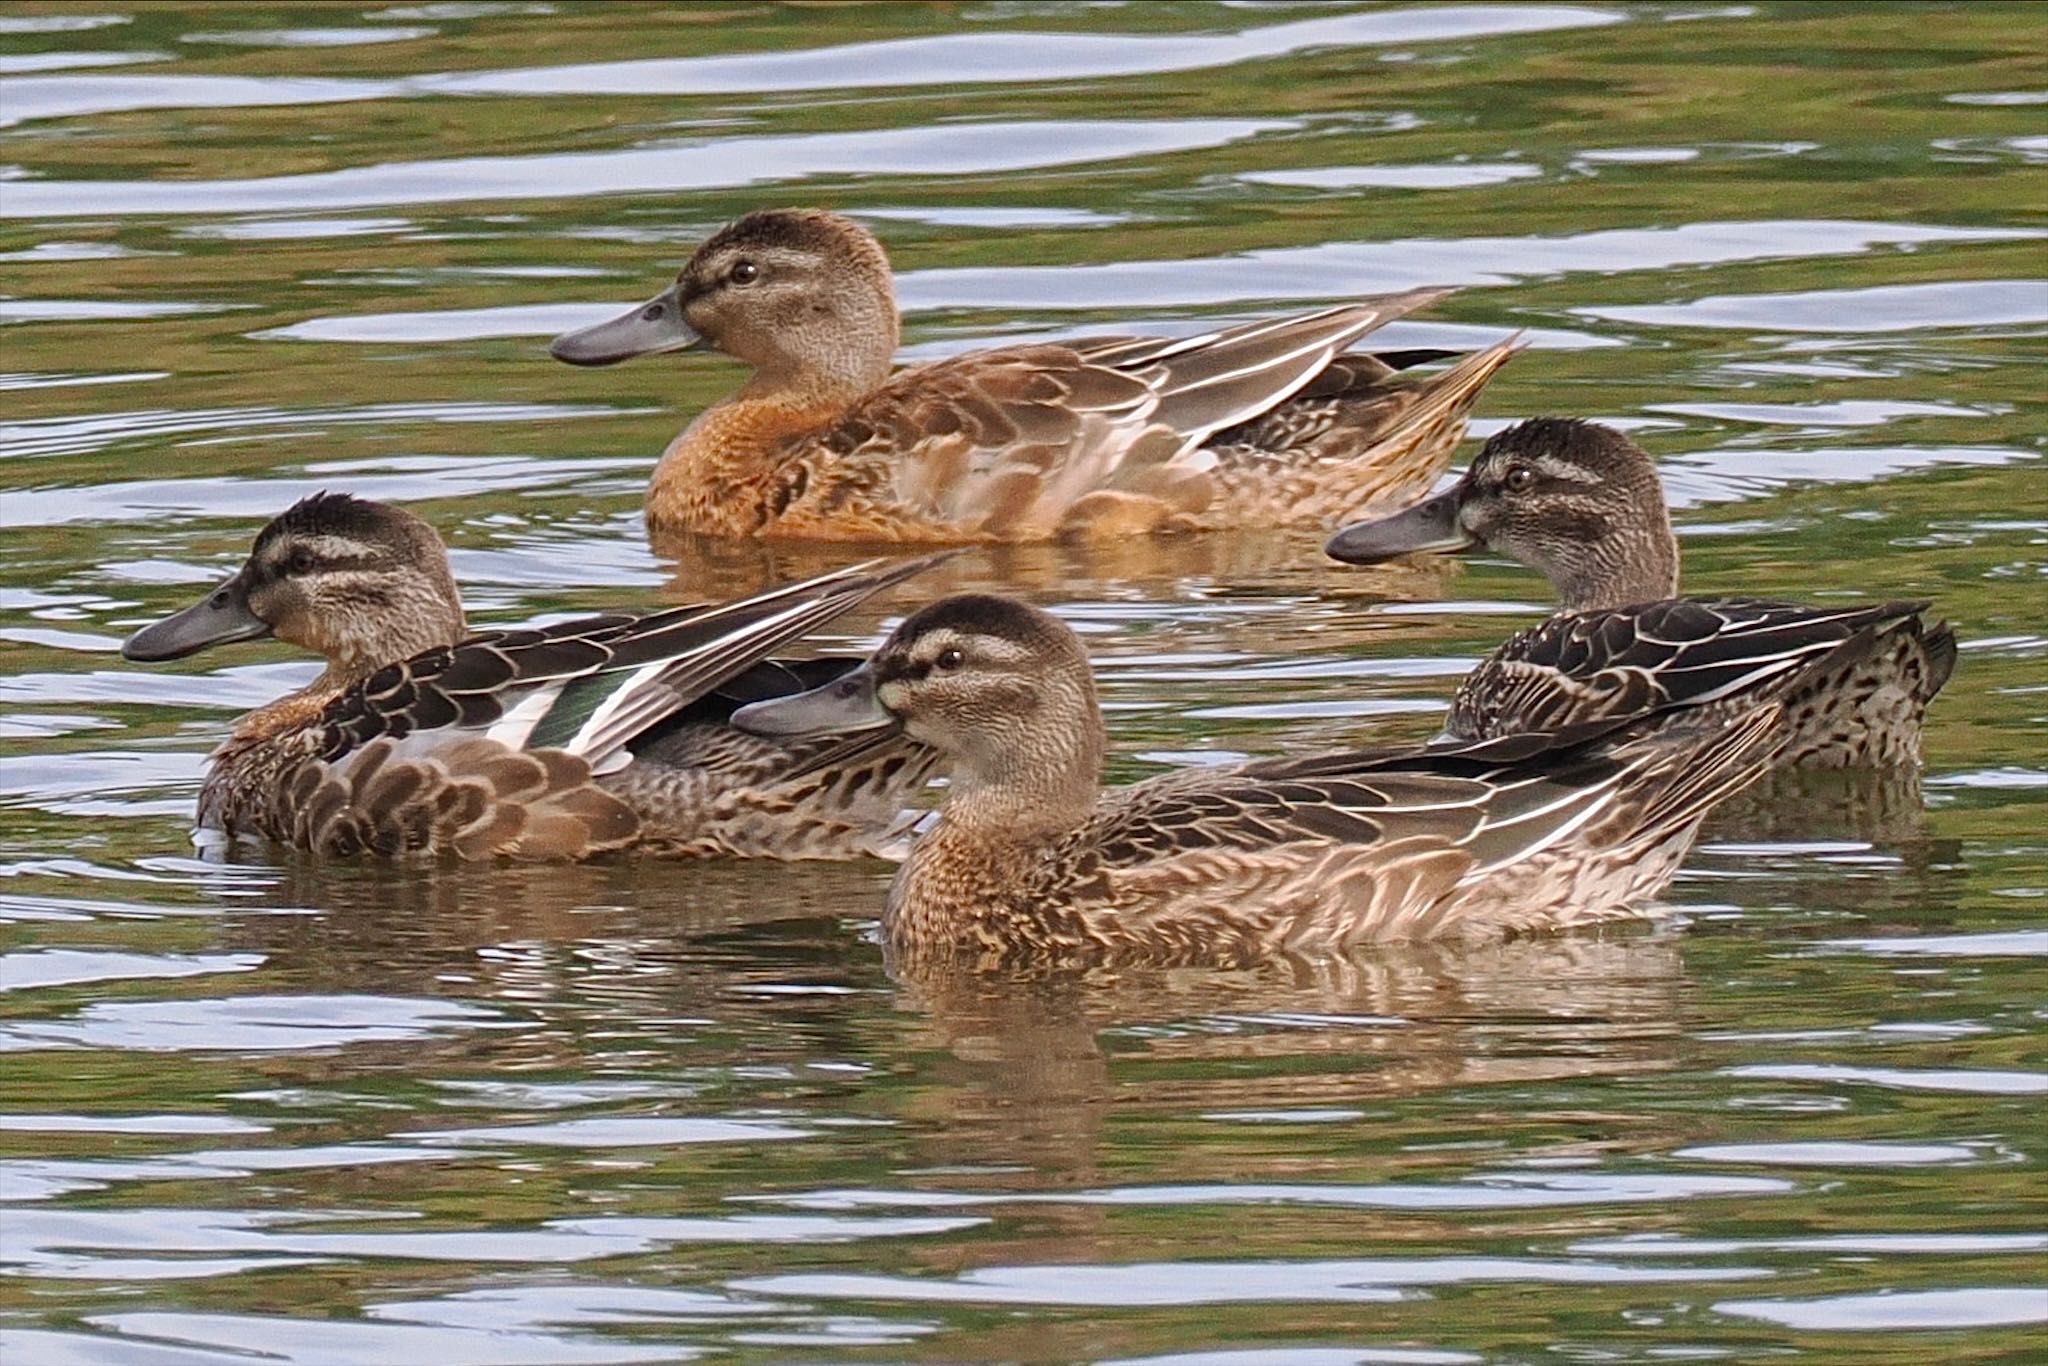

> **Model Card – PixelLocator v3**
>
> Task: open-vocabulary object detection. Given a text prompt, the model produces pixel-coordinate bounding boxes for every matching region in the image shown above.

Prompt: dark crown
[893,594,1059,649]
[693,208,870,263]
[1476,417,1644,476]
[261,491,400,543]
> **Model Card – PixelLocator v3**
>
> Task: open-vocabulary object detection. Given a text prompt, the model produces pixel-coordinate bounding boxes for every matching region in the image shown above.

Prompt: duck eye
[934,647,965,672]
[286,548,317,576]
[1504,464,1538,492]
[729,260,759,286]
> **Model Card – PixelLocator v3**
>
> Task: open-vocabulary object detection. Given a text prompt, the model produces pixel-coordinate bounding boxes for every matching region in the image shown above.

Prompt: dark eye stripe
[266,551,382,579]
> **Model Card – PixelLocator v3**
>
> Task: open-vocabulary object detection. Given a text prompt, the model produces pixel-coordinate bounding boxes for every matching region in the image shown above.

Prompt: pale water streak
[0,118,1297,216]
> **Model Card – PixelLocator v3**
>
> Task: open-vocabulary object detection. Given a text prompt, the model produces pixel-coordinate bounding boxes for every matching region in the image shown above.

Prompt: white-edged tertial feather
[484,684,563,752]
[337,552,952,769]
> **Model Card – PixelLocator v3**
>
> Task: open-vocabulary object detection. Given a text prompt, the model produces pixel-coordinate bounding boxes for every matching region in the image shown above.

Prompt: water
[1,2,2043,1361]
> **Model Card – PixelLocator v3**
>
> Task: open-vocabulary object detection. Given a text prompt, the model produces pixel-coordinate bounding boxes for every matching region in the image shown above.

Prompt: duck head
[550,207,900,397]
[123,493,467,683]
[1325,417,1680,611]
[735,592,1103,829]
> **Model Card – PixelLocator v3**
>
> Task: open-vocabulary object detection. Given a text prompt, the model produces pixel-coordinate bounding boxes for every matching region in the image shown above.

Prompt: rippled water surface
[2,3,2045,1361]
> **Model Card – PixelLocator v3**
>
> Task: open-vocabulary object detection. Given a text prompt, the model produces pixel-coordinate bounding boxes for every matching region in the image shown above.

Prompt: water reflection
[733,1251,1766,1307]
[1712,1287,2048,1331]
[648,528,1459,604]
[0,5,1622,133]
[883,222,2042,308]
[0,992,504,1053]
[1581,279,2048,332]
[926,939,1679,1157]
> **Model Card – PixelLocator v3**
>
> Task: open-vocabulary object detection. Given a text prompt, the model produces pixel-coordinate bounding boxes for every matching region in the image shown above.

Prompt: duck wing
[1444,597,1938,741]
[1057,604,1902,951]
[814,290,1451,540]
[314,554,945,774]
[265,555,944,859]
[1061,704,1781,951]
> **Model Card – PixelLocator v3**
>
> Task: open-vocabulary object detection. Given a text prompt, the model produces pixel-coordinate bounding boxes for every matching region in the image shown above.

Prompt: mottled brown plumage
[1327,418,1956,767]
[731,594,1865,969]
[550,207,1516,542]
[122,494,942,861]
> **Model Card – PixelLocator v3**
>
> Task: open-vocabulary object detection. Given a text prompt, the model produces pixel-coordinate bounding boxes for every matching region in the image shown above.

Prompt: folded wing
[1445,597,1937,741]
[278,555,945,859]
[815,290,1471,539]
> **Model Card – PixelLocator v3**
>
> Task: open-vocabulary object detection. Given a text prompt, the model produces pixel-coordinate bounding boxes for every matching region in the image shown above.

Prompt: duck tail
[1607,611,1915,864]
[1913,615,1959,703]
[1774,604,1955,766]
[1623,703,1786,846]
[1299,333,1523,525]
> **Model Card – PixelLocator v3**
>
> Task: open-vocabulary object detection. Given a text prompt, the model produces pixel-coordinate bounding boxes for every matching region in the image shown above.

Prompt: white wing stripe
[566,659,673,758]
[484,684,562,750]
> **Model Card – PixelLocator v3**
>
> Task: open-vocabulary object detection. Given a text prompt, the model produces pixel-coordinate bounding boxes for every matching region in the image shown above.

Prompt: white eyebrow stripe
[1532,455,1604,485]
[287,534,382,562]
[903,627,1036,672]
[707,244,815,273]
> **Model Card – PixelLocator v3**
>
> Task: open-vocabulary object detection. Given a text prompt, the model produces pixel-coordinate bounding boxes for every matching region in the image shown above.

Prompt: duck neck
[936,680,1105,847]
[1553,527,1681,612]
[294,580,468,707]
[944,746,1103,846]
[883,650,1111,955]
[738,332,892,408]
[892,709,1101,948]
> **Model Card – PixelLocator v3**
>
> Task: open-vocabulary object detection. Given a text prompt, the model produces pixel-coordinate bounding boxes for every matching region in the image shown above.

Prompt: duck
[549,207,1518,543]
[729,592,1880,967]
[1325,417,1956,767]
[120,492,944,861]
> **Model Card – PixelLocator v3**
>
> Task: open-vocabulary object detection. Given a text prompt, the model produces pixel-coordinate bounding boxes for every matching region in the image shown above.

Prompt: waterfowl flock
[123,207,1953,969]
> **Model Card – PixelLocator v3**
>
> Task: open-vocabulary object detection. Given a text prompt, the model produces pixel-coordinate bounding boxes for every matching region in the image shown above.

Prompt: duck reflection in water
[216,858,1693,1254]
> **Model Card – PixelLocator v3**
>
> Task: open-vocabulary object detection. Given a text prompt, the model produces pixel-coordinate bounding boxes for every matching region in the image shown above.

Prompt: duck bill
[122,570,271,662]
[549,283,699,366]
[731,664,896,738]
[1325,489,1476,565]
